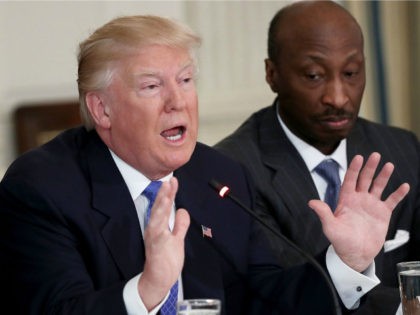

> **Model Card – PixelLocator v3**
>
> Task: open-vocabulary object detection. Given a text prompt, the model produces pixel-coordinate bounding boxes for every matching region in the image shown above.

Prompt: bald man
[216,1,420,314]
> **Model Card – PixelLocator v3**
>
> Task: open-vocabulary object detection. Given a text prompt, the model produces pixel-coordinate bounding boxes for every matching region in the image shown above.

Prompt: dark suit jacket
[0,127,342,315]
[216,101,420,315]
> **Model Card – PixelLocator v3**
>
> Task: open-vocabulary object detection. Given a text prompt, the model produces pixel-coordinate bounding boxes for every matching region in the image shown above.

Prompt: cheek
[188,96,199,122]
[279,78,309,100]
[353,87,365,104]
[286,89,319,114]
[116,111,145,133]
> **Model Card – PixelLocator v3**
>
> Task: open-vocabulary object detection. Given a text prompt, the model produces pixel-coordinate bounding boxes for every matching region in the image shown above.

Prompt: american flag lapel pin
[201,225,213,238]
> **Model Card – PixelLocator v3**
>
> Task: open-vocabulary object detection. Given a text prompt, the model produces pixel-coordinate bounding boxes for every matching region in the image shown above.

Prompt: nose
[321,78,349,108]
[164,82,187,112]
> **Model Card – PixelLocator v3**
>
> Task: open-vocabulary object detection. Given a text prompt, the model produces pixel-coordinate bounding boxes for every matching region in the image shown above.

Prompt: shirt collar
[275,102,347,172]
[110,150,172,201]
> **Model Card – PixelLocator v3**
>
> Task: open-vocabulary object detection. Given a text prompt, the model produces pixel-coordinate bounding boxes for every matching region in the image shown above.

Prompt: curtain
[345,0,419,137]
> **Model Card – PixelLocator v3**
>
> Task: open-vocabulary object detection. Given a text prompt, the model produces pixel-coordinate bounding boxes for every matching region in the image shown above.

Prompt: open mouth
[160,126,186,141]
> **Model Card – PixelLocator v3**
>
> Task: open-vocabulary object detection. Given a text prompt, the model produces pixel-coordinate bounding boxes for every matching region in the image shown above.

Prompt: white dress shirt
[276,108,380,309]
[278,114,348,202]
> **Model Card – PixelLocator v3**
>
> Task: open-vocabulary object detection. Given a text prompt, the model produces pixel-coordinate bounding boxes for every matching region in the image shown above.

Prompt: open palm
[309,152,410,272]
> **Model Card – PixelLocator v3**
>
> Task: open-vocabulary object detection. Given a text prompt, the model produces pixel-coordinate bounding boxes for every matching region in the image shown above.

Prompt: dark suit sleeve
[228,168,341,315]
[244,216,343,315]
[0,177,127,315]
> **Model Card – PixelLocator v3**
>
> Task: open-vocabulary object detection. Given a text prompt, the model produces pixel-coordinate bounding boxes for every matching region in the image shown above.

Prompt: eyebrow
[305,48,364,62]
[133,61,195,79]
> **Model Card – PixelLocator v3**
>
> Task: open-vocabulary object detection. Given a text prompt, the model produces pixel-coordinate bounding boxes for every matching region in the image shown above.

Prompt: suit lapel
[174,167,225,303]
[82,131,145,279]
[257,104,329,251]
[346,119,369,160]
[181,218,225,302]
[347,120,393,195]
[259,104,319,217]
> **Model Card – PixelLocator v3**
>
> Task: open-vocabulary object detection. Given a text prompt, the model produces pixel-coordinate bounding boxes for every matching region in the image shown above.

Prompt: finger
[167,177,178,201]
[369,162,394,197]
[357,152,381,192]
[384,183,410,211]
[173,208,190,240]
[340,155,364,194]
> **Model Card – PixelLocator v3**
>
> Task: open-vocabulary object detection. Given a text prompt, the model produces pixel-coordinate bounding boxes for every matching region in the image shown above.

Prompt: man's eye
[306,73,320,81]
[180,76,193,85]
[344,71,358,78]
[138,81,161,96]
[142,83,160,90]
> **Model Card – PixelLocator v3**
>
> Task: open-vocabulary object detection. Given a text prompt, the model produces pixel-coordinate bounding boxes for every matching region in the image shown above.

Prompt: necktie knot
[315,159,340,184]
[142,181,162,204]
[314,159,341,211]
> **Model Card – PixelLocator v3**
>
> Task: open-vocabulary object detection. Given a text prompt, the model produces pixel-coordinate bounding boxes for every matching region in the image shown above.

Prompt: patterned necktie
[142,181,178,315]
[314,159,341,211]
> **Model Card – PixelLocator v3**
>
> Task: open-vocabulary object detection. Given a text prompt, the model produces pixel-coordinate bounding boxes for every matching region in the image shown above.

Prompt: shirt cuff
[123,273,168,315]
[326,245,380,309]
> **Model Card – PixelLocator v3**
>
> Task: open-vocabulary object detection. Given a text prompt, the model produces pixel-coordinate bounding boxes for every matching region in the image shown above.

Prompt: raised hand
[309,152,410,272]
[138,177,190,310]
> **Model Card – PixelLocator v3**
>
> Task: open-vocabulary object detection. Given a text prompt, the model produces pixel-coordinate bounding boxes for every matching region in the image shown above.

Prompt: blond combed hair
[77,15,201,129]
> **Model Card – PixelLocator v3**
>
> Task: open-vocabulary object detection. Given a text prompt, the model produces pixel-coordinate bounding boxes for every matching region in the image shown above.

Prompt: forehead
[289,31,363,61]
[117,45,195,77]
[278,20,364,66]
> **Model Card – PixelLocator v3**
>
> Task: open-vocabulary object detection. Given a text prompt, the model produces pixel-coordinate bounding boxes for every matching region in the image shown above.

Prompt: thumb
[308,199,334,228]
[173,208,190,240]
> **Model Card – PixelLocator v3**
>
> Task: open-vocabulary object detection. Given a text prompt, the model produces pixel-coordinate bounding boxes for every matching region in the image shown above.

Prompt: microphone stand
[209,179,342,315]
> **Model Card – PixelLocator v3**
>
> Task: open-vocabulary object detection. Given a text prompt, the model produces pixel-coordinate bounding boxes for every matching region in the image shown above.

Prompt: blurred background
[0,0,419,177]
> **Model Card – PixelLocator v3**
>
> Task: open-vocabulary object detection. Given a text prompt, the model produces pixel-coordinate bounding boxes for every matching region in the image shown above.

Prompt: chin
[167,152,194,171]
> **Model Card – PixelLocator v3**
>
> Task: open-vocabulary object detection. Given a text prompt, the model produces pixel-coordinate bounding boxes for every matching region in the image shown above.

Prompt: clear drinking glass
[397,261,420,315]
[176,299,221,315]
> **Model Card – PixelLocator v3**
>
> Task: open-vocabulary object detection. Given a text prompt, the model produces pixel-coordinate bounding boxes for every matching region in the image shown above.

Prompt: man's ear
[85,91,111,129]
[265,58,279,93]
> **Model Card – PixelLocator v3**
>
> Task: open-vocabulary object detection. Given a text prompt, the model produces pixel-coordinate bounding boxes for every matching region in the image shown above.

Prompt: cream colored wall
[0,1,285,177]
[187,1,281,144]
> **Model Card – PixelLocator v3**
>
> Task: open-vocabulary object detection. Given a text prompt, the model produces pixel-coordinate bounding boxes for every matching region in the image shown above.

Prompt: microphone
[209,178,342,315]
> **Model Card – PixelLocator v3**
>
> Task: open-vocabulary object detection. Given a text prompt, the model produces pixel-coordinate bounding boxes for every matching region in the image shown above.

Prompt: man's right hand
[138,177,190,311]
[309,152,410,272]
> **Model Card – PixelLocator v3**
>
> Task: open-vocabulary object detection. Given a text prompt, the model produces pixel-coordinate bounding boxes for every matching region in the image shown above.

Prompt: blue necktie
[314,159,341,211]
[143,181,163,225]
[142,181,178,315]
